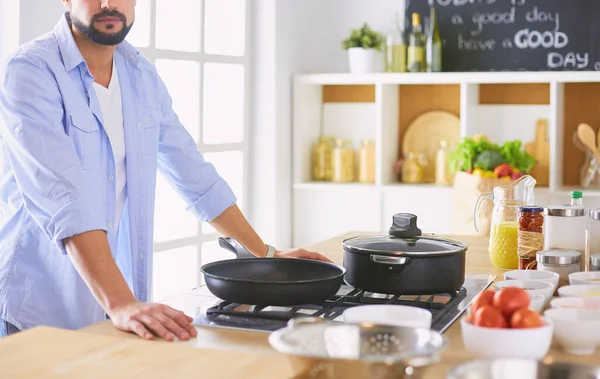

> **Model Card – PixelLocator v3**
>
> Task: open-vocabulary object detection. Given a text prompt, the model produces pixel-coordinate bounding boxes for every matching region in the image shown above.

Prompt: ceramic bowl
[342,304,432,329]
[550,297,600,310]
[529,293,546,313]
[544,308,600,355]
[494,280,555,306]
[569,271,600,286]
[460,317,553,360]
[557,284,600,298]
[504,270,559,293]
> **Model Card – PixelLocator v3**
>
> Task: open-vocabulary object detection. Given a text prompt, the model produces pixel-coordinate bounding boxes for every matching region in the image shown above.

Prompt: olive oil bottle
[407,13,425,72]
[426,6,442,72]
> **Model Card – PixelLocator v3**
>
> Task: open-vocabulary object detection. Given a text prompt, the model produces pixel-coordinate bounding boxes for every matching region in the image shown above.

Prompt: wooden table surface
[1,232,599,378]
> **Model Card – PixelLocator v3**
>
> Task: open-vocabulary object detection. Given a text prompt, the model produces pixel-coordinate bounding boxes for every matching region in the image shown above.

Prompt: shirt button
[108,175,114,181]
[107,222,113,228]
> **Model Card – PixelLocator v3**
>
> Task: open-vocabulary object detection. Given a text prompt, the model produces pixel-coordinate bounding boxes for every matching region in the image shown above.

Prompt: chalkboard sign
[405,0,600,71]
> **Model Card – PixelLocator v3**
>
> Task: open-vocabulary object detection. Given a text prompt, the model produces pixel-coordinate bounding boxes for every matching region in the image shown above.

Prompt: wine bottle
[426,6,442,72]
[384,12,406,73]
[407,13,425,73]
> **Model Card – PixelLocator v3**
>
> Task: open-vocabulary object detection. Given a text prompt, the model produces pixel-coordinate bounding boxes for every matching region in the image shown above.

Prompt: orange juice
[489,221,519,269]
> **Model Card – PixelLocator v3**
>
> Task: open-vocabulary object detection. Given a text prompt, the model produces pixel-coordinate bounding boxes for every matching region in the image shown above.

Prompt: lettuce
[449,137,536,173]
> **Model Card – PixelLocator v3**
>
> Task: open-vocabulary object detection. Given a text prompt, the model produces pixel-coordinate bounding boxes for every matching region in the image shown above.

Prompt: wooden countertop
[1,233,599,378]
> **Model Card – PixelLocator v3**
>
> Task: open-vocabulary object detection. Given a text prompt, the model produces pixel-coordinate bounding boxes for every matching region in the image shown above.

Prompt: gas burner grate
[204,286,468,333]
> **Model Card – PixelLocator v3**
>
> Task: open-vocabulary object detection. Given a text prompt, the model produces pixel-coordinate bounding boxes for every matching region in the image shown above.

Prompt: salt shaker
[544,205,586,271]
[587,209,600,271]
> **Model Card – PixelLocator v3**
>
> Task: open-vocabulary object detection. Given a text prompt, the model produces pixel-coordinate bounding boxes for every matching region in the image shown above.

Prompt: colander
[268,317,447,379]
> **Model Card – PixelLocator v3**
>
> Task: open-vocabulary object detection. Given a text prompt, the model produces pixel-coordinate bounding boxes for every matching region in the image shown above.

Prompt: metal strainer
[268,317,447,379]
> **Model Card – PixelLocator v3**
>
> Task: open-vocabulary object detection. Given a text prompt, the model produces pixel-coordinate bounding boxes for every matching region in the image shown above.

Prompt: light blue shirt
[0,13,236,331]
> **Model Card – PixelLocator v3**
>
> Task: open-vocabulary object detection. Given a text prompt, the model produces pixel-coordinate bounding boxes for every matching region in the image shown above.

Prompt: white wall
[18,0,65,43]
[0,0,21,66]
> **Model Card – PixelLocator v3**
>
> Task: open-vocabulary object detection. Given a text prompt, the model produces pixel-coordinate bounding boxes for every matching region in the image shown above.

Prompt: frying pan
[199,237,346,306]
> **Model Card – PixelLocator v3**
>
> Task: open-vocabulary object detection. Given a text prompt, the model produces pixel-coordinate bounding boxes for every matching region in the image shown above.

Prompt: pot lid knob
[389,213,422,238]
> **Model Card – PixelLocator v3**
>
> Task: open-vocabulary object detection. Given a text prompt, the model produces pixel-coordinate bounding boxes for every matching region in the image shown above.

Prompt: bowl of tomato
[461,287,554,360]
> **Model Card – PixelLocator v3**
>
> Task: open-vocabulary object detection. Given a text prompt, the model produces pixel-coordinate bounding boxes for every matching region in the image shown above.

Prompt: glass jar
[544,205,586,271]
[435,140,451,186]
[518,206,544,270]
[537,249,582,287]
[332,139,355,182]
[358,140,375,183]
[590,254,600,271]
[401,152,424,183]
[311,136,334,181]
[587,209,600,271]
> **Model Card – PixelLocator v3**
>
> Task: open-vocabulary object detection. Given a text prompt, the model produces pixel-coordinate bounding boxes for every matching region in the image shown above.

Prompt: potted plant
[342,23,385,73]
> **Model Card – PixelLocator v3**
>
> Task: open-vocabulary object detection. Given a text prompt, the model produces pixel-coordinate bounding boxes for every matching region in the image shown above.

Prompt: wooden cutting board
[525,119,550,186]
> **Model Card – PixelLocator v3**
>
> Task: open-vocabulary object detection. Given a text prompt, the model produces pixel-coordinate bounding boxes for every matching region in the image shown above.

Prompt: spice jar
[590,254,600,271]
[587,209,600,271]
[518,206,544,270]
[537,249,582,287]
[544,205,586,271]
[358,140,375,183]
[332,139,355,182]
[401,152,424,184]
[311,136,334,181]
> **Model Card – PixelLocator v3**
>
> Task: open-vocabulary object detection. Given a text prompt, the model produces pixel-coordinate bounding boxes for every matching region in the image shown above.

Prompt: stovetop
[191,274,495,334]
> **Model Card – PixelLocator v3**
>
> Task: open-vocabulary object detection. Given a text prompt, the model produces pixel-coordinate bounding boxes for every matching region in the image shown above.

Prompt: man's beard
[68,10,133,46]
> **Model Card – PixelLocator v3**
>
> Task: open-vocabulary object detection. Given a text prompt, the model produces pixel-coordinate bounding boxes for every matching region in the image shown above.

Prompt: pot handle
[218,237,255,259]
[370,255,411,266]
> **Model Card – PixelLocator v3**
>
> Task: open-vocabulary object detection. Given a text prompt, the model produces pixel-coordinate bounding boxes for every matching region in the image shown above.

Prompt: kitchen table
[1,233,599,378]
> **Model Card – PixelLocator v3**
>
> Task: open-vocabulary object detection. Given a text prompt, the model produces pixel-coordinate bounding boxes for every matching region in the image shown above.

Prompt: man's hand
[275,249,334,263]
[109,300,198,342]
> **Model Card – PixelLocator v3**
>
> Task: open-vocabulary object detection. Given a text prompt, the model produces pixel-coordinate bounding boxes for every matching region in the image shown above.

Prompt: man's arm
[0,55,196,341]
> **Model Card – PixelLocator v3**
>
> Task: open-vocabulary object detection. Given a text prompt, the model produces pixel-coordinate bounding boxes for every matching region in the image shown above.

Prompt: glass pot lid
[342,213,467,256]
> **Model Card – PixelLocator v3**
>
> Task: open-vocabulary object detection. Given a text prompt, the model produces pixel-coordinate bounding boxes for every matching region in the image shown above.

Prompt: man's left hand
[275,249,334,263]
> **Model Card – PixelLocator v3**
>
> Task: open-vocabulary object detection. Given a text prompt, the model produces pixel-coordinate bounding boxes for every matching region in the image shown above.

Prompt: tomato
[493,287,530,318]
[474,305,507,328]
[470,289,495,314]
[510,308,544,329]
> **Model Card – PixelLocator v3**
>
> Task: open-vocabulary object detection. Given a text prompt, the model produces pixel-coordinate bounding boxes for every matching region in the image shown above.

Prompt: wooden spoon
[577,123,600,162]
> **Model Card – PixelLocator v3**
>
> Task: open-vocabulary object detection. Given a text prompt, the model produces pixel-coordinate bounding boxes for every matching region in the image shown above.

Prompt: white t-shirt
[93,60,127,231]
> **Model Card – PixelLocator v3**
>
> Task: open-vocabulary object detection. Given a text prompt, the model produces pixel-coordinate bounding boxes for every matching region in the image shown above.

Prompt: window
[126,0,250,301]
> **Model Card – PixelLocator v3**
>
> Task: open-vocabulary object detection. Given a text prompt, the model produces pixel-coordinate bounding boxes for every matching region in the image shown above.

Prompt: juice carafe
[474,175,537,269]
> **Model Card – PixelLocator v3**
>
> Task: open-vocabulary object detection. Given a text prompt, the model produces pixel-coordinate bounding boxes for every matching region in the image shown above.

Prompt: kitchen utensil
[460,317,553,360]
[558,284,600,298]
[569,271,600,286]
[573,130,600,188]
[577,123,600,162]
[493,280,555,306]
[448,359,600,379]
[341,213,467,296]
[543,308,600,355]
[503,270,559,294]
[199,237,346,306]
[402,111,460,183]
[524,119,550,186]
[342,305,433,329]
[268,317,446,379]
[474,175,537,269]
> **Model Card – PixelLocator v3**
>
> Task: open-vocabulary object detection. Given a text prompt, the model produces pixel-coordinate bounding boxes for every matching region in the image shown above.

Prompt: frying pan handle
[370,255,411,272]
[218,237,255,259]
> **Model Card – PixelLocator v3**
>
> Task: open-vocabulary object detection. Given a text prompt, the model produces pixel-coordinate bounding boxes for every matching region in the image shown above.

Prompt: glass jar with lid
[537,249,582,287]
[332,139,355,183]
[311,136,334,181]
[587,209,600,271]
[590,254,600,271]
[544,205,586,271]
[357,140,375,183]
[401,152,424,184]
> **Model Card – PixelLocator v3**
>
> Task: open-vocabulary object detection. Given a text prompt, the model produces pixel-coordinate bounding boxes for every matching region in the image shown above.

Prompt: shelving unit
[291,72,600,247]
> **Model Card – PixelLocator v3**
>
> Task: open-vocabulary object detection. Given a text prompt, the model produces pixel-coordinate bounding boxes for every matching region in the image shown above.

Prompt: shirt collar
[52,12,153,72]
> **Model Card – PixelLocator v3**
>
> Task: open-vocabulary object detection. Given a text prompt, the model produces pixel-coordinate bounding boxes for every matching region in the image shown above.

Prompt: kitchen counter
[2,232,600,378]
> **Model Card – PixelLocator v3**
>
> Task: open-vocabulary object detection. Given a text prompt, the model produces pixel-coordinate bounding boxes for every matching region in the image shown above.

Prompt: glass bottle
[401,152,424,183]
[435,140,451,185]
[384,12,407,73]
[518,206,544,270]
[311,136,334,181]
[426,6,442,72]
[358,140,376,183]
[571,190,583,206]
[332,139,355,183]
[407,13,425,73]
[474,175,537,269]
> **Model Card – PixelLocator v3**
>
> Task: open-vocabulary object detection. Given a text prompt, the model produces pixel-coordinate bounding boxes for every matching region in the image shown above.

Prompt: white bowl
[529,293,546,313]
[569,271,600,286]
[342,305,432,329]
[550,297,600,310]
[544,308,600,355]
[460,317,553,360]
[504,270,559,293]
[557,284,600,298]
[494,280,555,306]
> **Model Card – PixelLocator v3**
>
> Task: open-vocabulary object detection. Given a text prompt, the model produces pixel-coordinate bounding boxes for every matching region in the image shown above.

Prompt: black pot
[342,213,467,297]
